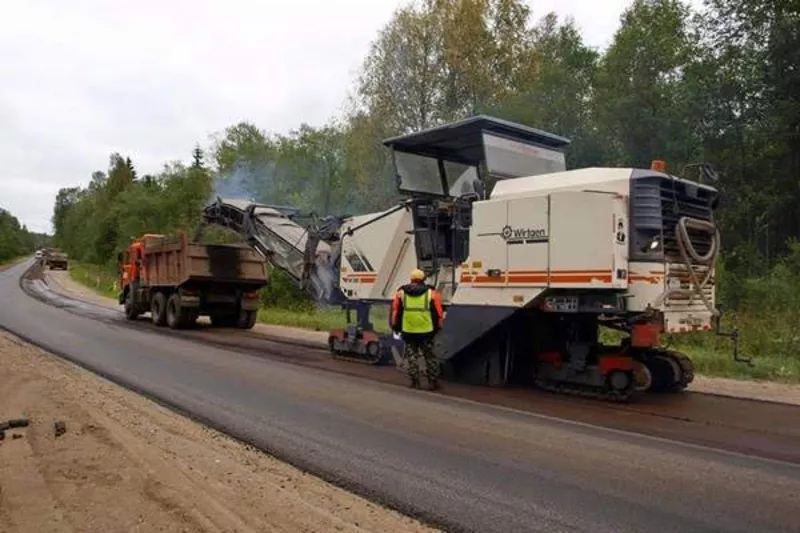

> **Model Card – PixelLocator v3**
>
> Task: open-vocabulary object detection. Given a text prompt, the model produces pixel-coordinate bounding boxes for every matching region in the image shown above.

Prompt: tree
[0,208,42,263]
[594,0,700,167]
[192,144,205,169]
[357,1,445,133]
[487,13,604,167]
[694,0,800,266]
[356,0,535,134]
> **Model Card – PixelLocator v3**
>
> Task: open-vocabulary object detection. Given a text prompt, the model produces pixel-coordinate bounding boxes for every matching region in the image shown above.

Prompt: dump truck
[44,248,69,270]
[117,232,268,329]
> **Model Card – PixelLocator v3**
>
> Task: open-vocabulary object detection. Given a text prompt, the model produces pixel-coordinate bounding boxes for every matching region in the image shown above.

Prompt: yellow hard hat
[410,268,426,281]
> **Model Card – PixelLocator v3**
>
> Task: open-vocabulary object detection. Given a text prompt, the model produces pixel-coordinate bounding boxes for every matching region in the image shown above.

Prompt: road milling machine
[200,115,749,401]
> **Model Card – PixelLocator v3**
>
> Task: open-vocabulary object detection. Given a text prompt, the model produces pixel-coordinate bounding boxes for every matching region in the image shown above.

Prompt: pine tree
[192,144,205,169]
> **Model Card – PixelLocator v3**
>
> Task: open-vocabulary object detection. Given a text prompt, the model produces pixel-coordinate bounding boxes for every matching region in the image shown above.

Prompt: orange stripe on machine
[460,270,613,284]
[343,272,377,283]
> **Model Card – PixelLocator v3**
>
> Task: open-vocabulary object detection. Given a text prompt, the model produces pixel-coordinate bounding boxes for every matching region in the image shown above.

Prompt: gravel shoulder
[43,267,800,407]
[0,330,438,533]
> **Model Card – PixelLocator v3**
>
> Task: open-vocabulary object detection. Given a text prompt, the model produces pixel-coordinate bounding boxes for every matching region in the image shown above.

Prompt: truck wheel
[166,293,186,330]
[124,291,138,320]
[151,292,167,326]
[237,310,257,330]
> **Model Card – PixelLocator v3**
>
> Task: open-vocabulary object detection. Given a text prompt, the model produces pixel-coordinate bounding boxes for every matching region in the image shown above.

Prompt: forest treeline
[0,208,49,264]
[50,0,800,369]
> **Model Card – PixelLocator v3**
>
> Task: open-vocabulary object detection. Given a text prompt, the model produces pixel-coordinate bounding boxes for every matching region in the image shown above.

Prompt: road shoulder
[0,330,438,533]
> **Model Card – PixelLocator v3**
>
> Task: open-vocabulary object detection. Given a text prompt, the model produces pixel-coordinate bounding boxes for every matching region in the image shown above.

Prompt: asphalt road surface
[2,260,799,533]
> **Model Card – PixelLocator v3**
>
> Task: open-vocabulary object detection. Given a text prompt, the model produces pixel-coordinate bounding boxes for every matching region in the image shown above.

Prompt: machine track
[327,336,385,365]
[533,377,638,402]
[667,350,695,390]
[533,348,695,402]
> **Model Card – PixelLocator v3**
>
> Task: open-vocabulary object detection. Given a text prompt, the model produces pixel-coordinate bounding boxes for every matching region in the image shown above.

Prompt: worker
[390,268,445,390]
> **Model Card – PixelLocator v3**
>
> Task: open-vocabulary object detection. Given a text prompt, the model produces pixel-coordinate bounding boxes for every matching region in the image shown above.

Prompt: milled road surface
[2,260,799,533]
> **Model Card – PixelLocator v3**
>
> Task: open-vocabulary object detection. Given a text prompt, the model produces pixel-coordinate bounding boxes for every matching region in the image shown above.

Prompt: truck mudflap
[241,291,261,311]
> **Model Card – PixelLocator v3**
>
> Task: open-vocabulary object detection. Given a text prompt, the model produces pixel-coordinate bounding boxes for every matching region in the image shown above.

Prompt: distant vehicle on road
[44,248,69,270]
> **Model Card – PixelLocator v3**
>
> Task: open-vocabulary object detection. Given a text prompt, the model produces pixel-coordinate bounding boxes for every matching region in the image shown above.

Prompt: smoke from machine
[309,260,338,307]
[210,160,282,205]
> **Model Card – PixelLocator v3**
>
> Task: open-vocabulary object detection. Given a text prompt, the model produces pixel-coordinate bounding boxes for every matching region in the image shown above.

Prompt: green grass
[66,260,798,384]
[257,304,392,333]
[665,329,800,383]
[599,325,800,383]
[257,307,346,331]
[0,256,28,269]
[68,261,119,300]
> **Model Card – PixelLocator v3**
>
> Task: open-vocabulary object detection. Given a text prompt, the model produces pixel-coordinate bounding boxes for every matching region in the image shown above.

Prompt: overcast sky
[0,0,697,234]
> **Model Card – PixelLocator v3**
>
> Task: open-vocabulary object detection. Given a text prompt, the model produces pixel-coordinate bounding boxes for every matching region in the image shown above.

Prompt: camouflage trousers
[405,338,440,385]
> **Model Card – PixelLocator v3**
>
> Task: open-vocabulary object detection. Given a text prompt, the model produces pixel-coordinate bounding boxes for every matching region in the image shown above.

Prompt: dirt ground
[0,331,439,533]
[41,268,800,407]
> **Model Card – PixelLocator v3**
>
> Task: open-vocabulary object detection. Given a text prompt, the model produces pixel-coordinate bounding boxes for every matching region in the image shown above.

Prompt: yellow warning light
[650,159,667,172]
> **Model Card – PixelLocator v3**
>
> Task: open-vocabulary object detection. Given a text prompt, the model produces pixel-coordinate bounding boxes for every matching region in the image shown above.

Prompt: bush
[259,268,315,311]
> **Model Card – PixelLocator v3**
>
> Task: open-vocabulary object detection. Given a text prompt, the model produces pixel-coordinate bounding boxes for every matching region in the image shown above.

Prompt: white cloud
[0,0,700,234]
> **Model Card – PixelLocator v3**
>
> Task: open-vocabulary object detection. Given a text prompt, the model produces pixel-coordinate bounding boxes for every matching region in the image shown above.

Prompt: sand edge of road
[0,330,439,533]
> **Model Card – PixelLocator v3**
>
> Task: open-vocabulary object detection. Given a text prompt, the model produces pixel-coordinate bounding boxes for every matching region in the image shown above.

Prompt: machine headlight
[642,236,661,252]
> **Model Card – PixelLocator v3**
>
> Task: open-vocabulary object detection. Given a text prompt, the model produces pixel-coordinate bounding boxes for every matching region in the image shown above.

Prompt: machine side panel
[339,208,410,301]
[371,210,417,300]
[548,191,625,288]
[627,261,666,311]
[505,196,550,287]
[452,200,509,305]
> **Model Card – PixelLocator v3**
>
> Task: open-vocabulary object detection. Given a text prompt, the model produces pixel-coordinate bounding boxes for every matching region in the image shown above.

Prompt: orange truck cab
[118,234,163,296]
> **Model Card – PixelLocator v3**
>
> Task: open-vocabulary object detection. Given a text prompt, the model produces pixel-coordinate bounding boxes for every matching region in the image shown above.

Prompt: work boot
[409,377,421,389]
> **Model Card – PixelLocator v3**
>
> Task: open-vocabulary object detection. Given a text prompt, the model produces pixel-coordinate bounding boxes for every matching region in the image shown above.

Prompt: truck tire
[166,293,187,330]
[151,292,167,326]
[124,291,138,320]
[237,310,257,330]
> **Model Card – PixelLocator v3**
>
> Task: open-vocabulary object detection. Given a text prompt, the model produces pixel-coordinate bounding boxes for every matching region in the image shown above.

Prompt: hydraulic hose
[654,216,720,316]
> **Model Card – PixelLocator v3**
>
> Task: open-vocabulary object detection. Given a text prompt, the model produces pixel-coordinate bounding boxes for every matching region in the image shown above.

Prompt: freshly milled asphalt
[1,260,799,533]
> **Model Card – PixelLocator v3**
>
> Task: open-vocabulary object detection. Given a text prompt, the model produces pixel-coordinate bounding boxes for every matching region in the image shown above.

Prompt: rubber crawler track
[533,349,696,403]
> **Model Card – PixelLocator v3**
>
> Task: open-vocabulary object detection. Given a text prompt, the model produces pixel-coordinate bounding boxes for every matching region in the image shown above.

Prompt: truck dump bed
[141,233,267,289]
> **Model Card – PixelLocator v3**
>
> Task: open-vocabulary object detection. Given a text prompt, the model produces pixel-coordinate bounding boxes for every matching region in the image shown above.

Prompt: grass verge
[66,261,797,383]
[0,255,29,270]
[68,261,119,299]
[600,326,799,383]
[257,306,391,333]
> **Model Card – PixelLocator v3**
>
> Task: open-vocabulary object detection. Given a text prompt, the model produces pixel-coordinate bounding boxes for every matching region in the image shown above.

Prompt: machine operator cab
[381,115,571,278]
